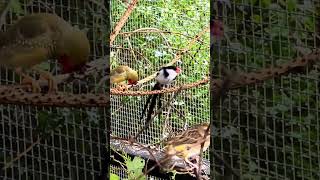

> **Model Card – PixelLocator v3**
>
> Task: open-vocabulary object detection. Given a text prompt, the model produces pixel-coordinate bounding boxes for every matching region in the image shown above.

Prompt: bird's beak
[176,67,181,73]
[128,80,138,85]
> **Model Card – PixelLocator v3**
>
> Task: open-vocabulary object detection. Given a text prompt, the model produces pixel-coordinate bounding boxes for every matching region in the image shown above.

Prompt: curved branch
[111,78,208,96]
[132,25,210,87]
[0,0,12,28]
[110,137,210,175]
[213,48,320,92]
[0,49,317,107]
[110,0,139,45]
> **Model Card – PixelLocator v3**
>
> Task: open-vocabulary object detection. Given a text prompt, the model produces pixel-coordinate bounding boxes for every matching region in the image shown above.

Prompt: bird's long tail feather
[140,94,154,121]
[145,94,158,124]
[157,94,162,110]
[139,83,161,122]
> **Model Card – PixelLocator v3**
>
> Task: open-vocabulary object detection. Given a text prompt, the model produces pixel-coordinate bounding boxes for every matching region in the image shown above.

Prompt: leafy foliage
[111,148,146,180]
[212,0,319,179]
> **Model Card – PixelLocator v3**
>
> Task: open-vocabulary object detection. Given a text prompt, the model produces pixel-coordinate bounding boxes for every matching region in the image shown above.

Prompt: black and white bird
[140,66,181,124]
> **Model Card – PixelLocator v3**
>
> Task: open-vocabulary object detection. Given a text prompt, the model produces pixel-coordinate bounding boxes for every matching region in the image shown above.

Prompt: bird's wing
[165,125,208,146]
[0,15,55,67]
[0,46,49,68]
[110,73,127,84]
[4,15,54,45]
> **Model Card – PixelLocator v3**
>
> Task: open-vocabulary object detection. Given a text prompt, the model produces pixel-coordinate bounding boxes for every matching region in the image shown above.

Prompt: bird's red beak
[58,55,86,74]
[176,67,181,73]
[128,79,138,85]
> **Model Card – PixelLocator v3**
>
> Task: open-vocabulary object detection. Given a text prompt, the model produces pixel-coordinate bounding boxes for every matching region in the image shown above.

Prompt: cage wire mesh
[111,0,209,178]
[212,0,320,179]
[0,0,108,179]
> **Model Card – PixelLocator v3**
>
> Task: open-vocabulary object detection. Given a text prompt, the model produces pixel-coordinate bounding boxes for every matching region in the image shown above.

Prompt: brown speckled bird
[164,123,210,171]
[0,13,90,93]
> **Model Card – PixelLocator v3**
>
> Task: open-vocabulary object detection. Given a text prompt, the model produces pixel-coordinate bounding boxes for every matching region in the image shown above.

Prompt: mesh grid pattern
[111,0,209,178]
[0,0,108,179]
[212,1,320,179]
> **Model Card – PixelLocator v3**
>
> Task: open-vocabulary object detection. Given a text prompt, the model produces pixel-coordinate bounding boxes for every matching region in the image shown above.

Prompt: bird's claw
[39,75,58,94]
[21,77,41,93]
[28,67,59,94]
[184,158,199,172]
[115,84,128,91]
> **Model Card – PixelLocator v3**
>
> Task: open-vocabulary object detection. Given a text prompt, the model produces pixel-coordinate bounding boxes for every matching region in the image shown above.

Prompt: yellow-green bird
[111,65,138,85]
[0,13,90,93]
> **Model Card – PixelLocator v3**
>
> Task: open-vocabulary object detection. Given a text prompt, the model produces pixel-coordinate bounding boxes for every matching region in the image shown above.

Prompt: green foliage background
[212,0,320,179]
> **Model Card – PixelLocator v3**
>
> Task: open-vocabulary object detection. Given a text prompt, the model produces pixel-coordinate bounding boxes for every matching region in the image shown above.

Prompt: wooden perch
[110,137,210,175]
[0,85,109,107]
[212,48,320,93]
[0,48,318,107]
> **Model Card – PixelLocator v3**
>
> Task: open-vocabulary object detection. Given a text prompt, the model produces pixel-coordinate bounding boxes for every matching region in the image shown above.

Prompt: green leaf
[249,161,258,171]
[252,15,261,23]
[110,173,120,180]
[262,0,271,7]
[9,0,23,15]
[126,156,145,173]
[287,0,296,12]
[126,156,145,180]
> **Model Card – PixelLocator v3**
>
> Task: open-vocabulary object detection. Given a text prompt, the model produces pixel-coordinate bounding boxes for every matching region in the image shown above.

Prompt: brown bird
[0,13,90,93]
[111,65,138,86]
[164,122,210,171]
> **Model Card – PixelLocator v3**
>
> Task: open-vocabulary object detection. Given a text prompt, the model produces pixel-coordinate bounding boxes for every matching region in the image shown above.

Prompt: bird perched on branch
[111,65,138,86]
[140,66,181,124]
[0,13,90,93]
[164,123,210,171]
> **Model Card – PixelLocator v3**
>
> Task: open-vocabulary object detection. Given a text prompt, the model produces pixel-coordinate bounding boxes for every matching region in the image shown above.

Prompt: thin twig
[0,0,13,28]
[111,46,151,66]
[208,65,240,178]
[118,28,205,43]
[134,25,209,86]
[170,104,189,126]
[88,0,108,13]
[1,138,41,170]
[161,100,173,138]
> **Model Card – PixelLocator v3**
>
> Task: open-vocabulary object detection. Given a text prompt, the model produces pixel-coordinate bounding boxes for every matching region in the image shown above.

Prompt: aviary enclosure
[0,0,319,180]
[110,0,210,179]
[0,0,108,179]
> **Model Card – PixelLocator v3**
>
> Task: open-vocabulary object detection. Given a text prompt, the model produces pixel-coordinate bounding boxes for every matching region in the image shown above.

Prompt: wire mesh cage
[110,0,209,179]
[0,0,108,179]
[212,0,320,179]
